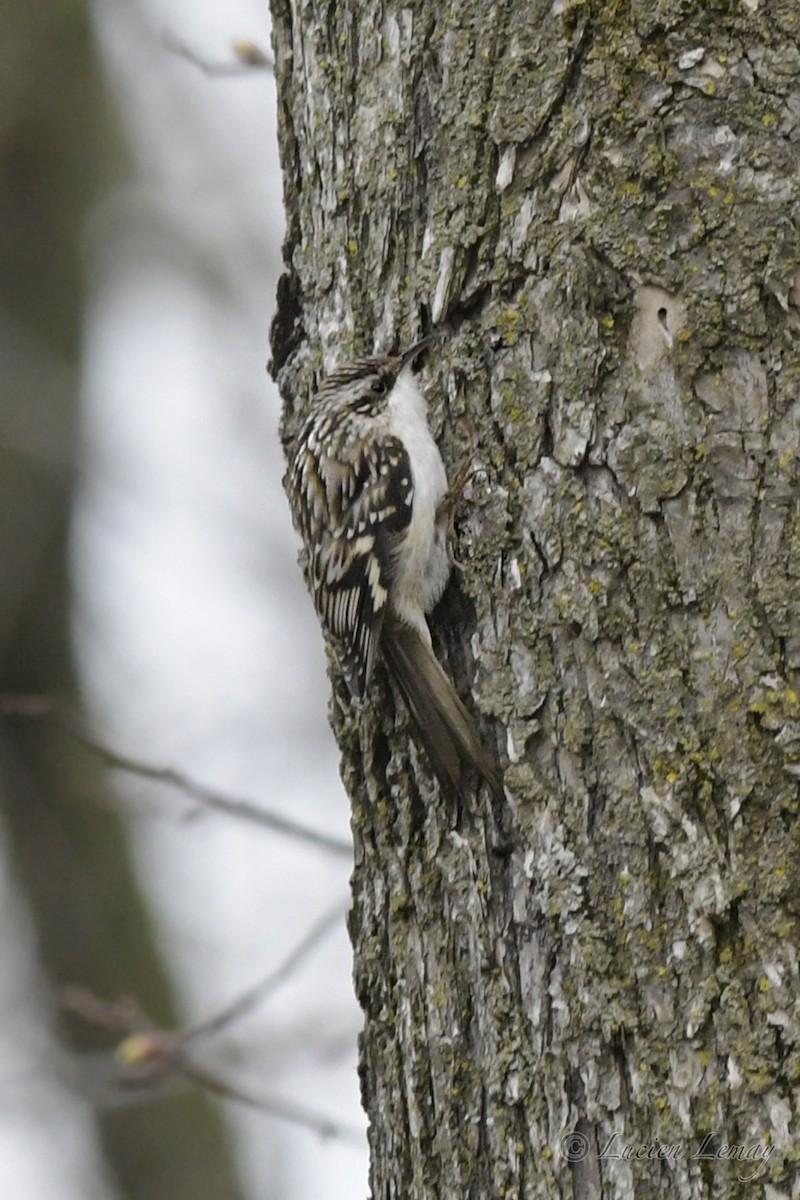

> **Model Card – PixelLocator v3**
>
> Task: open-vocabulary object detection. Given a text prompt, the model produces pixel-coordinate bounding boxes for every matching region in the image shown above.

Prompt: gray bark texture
[269,1,800,1197]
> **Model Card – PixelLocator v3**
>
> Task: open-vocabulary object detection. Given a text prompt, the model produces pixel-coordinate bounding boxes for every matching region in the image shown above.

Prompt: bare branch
[163,32,274,77]
[180,1060,364,1145]
[0,694,351,858]
[63,988,363,1145]
[185,903,348,1045]
[62,987,146,1034]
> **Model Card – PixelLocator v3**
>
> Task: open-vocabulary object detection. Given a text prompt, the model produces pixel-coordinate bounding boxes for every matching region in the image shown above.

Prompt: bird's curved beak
[398,331,446,371]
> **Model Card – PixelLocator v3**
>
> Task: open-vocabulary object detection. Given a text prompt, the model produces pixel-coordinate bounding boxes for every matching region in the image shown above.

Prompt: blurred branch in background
[183,902,348,1044]
[59,902,361,1145]
[163,32,274,76]
[0,0,253,1195]
[0,695,352,857]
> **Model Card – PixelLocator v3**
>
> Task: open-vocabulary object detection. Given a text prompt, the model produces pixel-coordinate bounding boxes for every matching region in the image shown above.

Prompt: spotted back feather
[290,360,414,698]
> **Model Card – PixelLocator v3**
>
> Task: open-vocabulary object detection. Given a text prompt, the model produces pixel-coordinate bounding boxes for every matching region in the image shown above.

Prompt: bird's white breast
[385,368,450,630]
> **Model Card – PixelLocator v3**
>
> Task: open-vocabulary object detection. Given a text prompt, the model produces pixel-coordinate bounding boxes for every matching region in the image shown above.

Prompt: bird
[288,335,502,801]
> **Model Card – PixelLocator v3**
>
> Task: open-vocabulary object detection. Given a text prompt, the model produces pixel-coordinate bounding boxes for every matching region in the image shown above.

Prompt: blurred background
[0,1,366,1197]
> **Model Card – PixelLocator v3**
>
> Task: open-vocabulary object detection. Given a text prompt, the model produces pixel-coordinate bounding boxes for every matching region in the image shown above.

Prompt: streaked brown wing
[291,430,413,697]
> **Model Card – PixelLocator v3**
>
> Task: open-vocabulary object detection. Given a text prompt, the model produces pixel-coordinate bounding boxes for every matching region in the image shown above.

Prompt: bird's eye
[371,378,387,395]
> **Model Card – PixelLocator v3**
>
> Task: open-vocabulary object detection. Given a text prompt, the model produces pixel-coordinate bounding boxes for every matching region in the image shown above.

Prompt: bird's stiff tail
[381,614,503,801]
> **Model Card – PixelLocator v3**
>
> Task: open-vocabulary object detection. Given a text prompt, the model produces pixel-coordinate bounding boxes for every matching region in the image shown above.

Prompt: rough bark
[270,1,800,1197]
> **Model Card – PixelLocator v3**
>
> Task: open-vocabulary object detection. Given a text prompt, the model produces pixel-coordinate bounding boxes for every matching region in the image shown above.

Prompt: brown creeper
[288,336,501,800]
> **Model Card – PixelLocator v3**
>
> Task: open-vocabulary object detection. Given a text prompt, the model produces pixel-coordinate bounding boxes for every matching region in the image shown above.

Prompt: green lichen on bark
[270,0,800,1195]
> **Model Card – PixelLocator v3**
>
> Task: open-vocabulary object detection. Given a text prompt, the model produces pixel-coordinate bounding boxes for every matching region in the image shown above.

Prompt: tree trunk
[269,2,800,1197]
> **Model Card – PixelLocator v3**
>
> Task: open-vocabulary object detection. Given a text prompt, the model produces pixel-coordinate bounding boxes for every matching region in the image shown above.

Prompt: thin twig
[181,1060,364,1145]
[61,987,146,1034]
[62,987,363,1145]
[185,903,348,1045]
[0,694,351,858]
[163,32,274,76]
